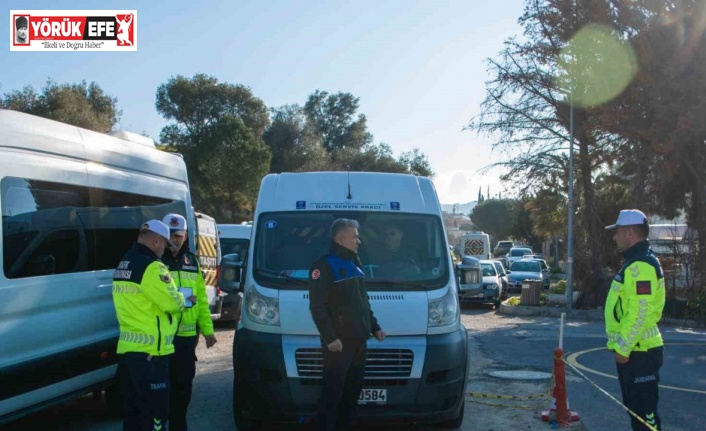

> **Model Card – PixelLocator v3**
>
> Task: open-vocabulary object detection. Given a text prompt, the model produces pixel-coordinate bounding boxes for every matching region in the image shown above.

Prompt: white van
[219,172,469,429]
[0,110,195,423]
[194,212,223,319]
[217,223,252,322]
[459,231,491,260]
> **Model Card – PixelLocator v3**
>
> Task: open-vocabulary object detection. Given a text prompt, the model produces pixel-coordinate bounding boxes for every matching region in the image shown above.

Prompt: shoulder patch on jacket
[159,269,172,284]
[636,281,651,295]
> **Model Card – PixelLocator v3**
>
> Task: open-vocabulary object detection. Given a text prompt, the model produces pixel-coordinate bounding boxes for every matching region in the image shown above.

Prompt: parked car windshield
[481,263,497,276]
[510,261,541,272]
[252,211,450,291]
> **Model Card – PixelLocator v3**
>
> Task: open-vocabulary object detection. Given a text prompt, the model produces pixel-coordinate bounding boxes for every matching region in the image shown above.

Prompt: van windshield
[252,211,450,291]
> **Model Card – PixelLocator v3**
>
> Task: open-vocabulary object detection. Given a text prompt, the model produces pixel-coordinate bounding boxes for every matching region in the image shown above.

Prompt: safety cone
[541,347,579,423]
[541,393,580,422]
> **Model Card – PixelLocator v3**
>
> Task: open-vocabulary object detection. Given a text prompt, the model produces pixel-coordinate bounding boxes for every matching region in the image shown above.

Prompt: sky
[2,0,526,205]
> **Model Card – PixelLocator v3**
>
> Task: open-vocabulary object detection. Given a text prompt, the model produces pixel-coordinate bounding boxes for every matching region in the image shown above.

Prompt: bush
[507,297,521,306]
[540,293,548,305]
[550,280,567,294]
[685,292,706,326]
[551,267,564,274]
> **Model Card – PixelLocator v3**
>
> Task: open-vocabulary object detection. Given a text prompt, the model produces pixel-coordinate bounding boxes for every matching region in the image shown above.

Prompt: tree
[198,116,271,221]
[2,79,120,132]
[510,199,542,251]
[303,90,372,153]
[470,199,516,239]
[155,74,271,222]
[263,105,334,173]
[469,0,648,305]
[399,148,434,177]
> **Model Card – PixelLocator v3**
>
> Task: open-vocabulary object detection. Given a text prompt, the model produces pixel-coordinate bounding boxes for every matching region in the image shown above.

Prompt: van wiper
[255,268,309,285]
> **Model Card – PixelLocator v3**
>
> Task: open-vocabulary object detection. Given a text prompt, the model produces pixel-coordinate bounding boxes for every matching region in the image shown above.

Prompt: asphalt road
[471,309,706,431]
[2,306,704,431]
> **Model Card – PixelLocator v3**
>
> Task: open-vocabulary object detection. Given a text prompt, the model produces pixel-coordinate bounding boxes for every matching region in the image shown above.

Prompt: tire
[233,378,263,431]
[437,400,465,429]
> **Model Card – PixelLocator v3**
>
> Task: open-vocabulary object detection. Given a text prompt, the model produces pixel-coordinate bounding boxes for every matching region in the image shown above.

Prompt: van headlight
[428,287,459,327]
[484,284,498,290]
[244,285,280,326]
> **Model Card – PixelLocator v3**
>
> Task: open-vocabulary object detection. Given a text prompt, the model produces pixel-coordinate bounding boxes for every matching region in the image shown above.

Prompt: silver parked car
[521,256,550,288]
[507,260,544,293]
[504,246,533,269]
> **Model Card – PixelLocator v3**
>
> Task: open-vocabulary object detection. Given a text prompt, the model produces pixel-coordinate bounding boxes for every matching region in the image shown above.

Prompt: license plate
[472,293,484,298]
[358,388,387,404]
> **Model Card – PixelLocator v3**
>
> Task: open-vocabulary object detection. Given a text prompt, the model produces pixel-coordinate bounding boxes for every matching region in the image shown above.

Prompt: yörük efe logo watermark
[10,10,137,51]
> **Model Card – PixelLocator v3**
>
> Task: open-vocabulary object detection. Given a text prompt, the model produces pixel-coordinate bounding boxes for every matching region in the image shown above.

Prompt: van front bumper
[233,326,468,424]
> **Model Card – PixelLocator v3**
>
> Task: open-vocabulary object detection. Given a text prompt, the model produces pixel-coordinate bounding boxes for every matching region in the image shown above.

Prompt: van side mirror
[219,253,243,294]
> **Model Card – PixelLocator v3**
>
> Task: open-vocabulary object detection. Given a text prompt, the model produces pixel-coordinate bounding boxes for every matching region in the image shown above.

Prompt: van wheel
[437,400,464,429]
[233,380,262,430]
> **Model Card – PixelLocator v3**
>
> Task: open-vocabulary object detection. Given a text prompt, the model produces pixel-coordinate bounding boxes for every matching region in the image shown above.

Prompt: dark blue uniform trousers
[168,335,198,431]
[119,352,170,431]
[616,347,663,431]
[316,337,367,431]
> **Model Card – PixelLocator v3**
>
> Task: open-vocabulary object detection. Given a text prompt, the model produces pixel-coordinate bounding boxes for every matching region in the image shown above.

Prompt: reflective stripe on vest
[179,323,197,334]
[119,331,156,345]
[113,284,142,294]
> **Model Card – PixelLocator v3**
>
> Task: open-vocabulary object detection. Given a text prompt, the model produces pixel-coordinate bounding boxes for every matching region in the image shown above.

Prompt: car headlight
[244,285,279,326]
[484,284,498,290]
[428,287,459,327]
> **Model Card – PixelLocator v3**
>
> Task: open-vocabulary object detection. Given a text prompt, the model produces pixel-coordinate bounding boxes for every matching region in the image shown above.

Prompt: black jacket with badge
[309,242,381,345]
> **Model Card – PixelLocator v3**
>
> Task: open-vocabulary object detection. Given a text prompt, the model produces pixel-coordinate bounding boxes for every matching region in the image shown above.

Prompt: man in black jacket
[309,218,385,431]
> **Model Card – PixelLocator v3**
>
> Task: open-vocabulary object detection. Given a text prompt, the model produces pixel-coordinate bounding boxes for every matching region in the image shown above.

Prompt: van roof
[256,172,441,215]
[0,109,188,183]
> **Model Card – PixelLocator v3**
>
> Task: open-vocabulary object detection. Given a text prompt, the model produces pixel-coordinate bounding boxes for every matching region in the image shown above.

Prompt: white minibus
[0,110,195,423]
[220,172,469,430]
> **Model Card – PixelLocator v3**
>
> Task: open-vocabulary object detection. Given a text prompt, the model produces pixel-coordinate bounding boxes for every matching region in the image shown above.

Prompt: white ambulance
[219,172,469,430]
[0,110,195,423]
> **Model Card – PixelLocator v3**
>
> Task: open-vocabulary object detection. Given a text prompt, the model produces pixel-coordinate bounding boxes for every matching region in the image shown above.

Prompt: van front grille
[295,348,413,378]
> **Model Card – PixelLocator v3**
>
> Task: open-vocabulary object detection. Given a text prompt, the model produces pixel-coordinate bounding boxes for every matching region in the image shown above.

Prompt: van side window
[19,230,82,277]
[2,177,186,278]
[87,189,182,270]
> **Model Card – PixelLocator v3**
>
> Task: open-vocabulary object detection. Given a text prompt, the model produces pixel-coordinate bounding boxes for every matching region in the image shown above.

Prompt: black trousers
[119,353,170,431]
[169,335,198,431]
[616,347,664,431]
[316,338,367,431]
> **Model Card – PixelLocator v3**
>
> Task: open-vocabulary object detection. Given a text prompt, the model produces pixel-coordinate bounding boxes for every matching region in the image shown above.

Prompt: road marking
[566,343,706,395]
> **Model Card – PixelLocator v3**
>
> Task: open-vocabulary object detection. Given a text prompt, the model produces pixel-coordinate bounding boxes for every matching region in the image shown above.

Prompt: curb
[497,302,602,321]
[497,302,703,328]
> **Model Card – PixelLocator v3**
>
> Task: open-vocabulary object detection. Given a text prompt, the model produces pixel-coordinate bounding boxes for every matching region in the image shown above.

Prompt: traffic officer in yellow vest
[113,220,195,431]
[605,209,665,431]
[161,213,217,431]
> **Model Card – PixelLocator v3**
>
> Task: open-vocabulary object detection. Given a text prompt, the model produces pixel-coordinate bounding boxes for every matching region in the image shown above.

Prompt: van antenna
[346,172,352,199]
